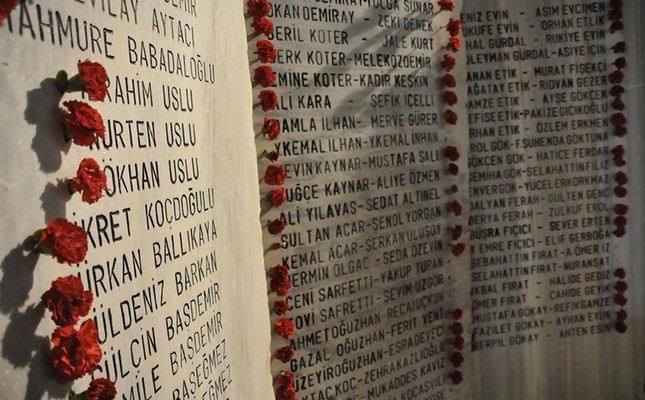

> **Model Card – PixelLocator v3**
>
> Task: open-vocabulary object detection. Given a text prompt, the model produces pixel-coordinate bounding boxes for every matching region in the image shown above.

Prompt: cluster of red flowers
[613,268,628,333]
[609,0,623,33]
[275,372,297,400]
[444,143,464,260]
[449,309,465,384]
[29,60,116,399]
[440,20,460,125]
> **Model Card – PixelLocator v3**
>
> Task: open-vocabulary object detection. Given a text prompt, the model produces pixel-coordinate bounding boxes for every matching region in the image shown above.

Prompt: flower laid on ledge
[449,200,462,216]
[41,275,93,327]
[610,21,624,33]
[262,117,281,140]
[445,146,460,161]
[56,60,108,101]
[33,218,88,265]
[450,370,463,385]
[611,42,626,53]
[269,187,286,207]
[273,300,288,316]
[268,242,283,251]
[614,57,626,69]
[617,309,627,321]
[452,322,464,335]
[447,37,461,52]
[612,146,626,165]
[450,308,463,321]
[609,8,622,21]
[448,184,458,194]
[448,163,459,175]
[445,109,458,125]
[254,65,276,87]
[614,268,626,279]
[261,149,279,162]
[446,18,462,37]
[275,346,295,363]
[256,40,277,63]
[610,112,626,127]
[441,54,456,71]
[615,320,627,333]
[453,335,465,350]
[451,243,465,256]
[275,382,297,400]
[443,91,458,106]
[609,85,624,97]
[613,225,626,238]
[61,100,106,146]
[450,351,464,367]
[437,0,455,12]
[247,0,271,18]
[264,164,286,186]
[50,319,101,382]
[274,318,295,339]
[612,97,625,110]
[69,158,109,204]
[614,293,627,306]
[258,89,278,111]
[276,371,294,387]
[69,378,117,400]
[252,16,274,36]
[614,186,627,198]
[268,218,286,235]
[609,70,624,84]
[615,216,627,226]
[442,73,457,87]
[451,225,463,241]
[269,264,290,296]
[615,281,628,292]
[0,0,18,26]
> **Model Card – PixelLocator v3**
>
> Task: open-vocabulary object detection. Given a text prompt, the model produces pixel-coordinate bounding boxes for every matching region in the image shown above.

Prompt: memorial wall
[0,0,643,400]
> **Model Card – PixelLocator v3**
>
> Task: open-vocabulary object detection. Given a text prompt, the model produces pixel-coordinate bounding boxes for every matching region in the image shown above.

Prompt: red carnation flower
[452,322,464,335]
[614,57,626,70]
[612,97,625,110]
[446,18,462,36]
[441,54,456,71]
[450,370,463,385]
[438,0,455,12]
[452,225,463,240]
[84,378,117,400]
[448,163,459,175]
[274,318,295,339]
[614,185,627,198]
[613,154,626,166]
[264,164,287,185]
[0,0,18,26]
[61,100,106,146]
[264,150,279,162]
[614,268,626,279]
[613,225,626,238]
[275,346,295,363]
[453,335,465,350]
[609,9,622,21]
[50,319,102,382]
[270,187,287,207]
[445,109,458,125]
[610,85,625,97]
[447,37,461,52]
[610,21,624,33]
[611,42,626,53]
[615,320,627,333]
[611,113,626,126]
[448,184,458,194]
[247,0,271,17]
[611,145,625,155]
[42,276,93,327]
[444,91,458,106]
[269,242,283,250]
[268,218,287,235]
[614,216,627,226]
[443,73,457,87]
[615,171,628,185]
[617,309,627,321]
[275,384,297,400]
[614,293,627,306]
[69,158,109,204]
[610,0,623,7]
[615,281,628,293]
[450,352,464,367]
[273,300,289,316]
[269,264,290,296]
[252,16,274,36]
[35,218,88,265]
[450,308,463,321]
[609,70,624,84]
[614,204,628,215]
[254,65,276,87]
[76,60,109,101]
[614,126,627,137]
[262,117,280,140]
[450,200,463,216]
[256,40,277,63]
[275,371,295,387]
[259,89,278,111]
[445,145,460,161]
[451,243,465,256]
